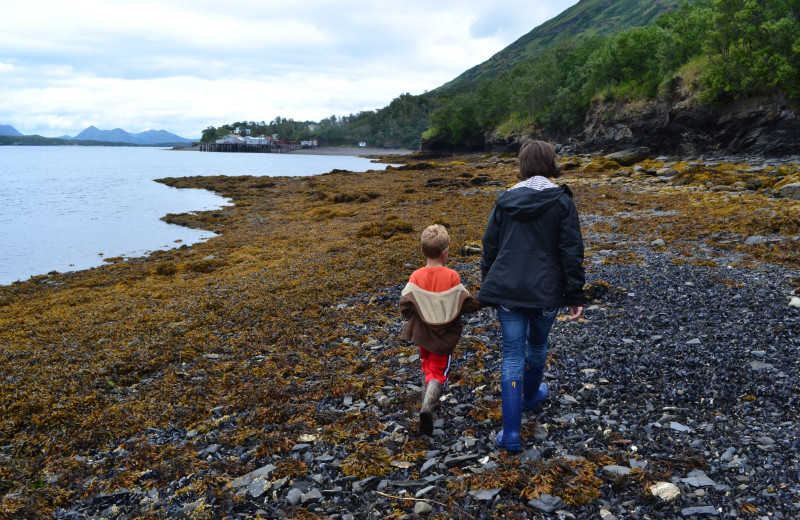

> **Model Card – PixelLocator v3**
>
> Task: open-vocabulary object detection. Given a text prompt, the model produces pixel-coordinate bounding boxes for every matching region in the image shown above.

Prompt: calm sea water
[0,146,392,285]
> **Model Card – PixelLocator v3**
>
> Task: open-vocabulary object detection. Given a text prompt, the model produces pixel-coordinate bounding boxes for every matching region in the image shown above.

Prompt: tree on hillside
[201,126,217,143]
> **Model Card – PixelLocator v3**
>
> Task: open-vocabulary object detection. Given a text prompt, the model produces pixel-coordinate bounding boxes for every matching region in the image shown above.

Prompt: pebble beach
[1,151,798,519]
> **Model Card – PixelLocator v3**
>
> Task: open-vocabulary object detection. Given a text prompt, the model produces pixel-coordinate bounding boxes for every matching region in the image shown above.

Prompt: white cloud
[0,0,579,138]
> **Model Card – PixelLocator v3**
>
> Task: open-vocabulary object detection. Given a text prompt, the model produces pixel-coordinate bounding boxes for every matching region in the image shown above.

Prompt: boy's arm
[461,294,483,314]
[398,289,417,319]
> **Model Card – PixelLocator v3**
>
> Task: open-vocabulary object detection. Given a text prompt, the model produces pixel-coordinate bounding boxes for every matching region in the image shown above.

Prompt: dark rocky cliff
[580,85,799,157]
[483,80,799,157]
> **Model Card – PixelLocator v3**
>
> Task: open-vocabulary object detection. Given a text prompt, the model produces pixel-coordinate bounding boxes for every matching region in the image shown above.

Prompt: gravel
[53,210,800,519]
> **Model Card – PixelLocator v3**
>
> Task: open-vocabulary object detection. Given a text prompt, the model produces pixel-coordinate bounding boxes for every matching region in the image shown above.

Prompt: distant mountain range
[0,125,23,137]
[66,126,195,145]
[0,124,196,145]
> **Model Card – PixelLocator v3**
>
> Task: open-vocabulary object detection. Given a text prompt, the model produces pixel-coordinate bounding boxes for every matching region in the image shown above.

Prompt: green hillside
[423,0,800,149]
[441,0,685,91]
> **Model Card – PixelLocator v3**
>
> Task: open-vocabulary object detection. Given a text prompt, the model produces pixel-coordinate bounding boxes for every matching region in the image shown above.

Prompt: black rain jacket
[477,184,585,308]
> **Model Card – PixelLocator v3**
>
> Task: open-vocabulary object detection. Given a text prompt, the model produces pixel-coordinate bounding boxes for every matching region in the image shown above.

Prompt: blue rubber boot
[522,364,550,412]
[496,379,522,451]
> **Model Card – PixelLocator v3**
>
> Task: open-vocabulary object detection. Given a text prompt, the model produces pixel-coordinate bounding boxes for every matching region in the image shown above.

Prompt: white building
[245,136,269,145]
[216,134,245,144]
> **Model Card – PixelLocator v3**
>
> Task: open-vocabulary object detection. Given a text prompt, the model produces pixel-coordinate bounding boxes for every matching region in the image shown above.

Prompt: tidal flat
[1,153,799,518]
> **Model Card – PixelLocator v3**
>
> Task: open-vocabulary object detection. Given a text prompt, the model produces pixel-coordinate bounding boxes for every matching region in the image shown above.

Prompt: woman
[478,139,585,451]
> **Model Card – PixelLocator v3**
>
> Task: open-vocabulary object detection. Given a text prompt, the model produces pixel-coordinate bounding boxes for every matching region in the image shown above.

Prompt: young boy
[399,224,481,436]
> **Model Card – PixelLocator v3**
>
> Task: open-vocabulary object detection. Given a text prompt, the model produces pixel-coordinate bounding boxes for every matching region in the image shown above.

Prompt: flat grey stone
[443,454,479,466]
[669,422,693,432]
[247,477,270,498]
[414,501,433,514]
[529,494,565,513]
[301,488,322,504]
[469,488,501,501]
[681,475,716,487]
[749,361,775,371]
[286,488,303,506]
[681,505,719,516]
[603,465,632,476]
[420,458,438,474]
[231,464,277,489]
[415,485,437,498]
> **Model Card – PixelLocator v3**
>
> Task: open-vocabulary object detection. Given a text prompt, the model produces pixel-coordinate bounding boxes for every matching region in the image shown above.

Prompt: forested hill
[440,0,686,92]
[422,0,800,154]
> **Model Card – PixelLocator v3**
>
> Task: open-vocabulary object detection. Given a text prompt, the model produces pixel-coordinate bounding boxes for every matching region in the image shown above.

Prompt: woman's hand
[568,306,584,321]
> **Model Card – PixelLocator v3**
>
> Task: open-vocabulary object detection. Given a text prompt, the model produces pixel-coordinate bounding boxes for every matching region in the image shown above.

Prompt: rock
[603,465,632,476]
[414,501,433,514]
[529,494,565,513]
[600,509,618,520]
[286,488,303,506]
[460,242,483,255]
[777,183,800,200]
[681,505,719,516]
[650,481,681,501]
[789,296,800,309]
[719,447,736,462]
[745,235,767,245]
[231,464,277,490]
[469,488,501,501]
[669,422,693,432]
[246,477,271,498]
[604,147,651,166]
[420,458,438,474]
[681,470,716,487]
[301,488,322,504]
[749,360,776,371]
[415,485,437,498]
[651,239,666,247]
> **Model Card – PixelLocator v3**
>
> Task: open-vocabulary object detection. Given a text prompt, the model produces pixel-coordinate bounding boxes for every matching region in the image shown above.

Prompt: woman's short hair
[518,139,560,180]
[420,224,450,259]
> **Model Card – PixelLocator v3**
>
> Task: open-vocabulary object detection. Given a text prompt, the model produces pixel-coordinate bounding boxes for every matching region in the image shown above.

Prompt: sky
[0,0,579,139]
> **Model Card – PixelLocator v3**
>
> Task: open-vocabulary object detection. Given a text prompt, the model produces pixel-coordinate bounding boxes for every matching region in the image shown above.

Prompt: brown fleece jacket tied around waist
[398,283,482,356]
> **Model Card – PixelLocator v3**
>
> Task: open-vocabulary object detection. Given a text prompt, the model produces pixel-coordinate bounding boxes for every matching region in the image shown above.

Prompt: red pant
[420,347,451,385]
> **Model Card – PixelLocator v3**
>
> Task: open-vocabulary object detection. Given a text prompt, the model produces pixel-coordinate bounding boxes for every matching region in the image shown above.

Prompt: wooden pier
[198,143,302,153]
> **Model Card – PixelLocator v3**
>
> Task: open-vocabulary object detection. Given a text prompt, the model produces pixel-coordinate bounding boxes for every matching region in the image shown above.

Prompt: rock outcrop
[480,78,799,157]
[581,83,800,156]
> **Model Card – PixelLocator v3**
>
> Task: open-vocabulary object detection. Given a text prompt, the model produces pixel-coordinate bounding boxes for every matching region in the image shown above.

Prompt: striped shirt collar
[509,176,558,191]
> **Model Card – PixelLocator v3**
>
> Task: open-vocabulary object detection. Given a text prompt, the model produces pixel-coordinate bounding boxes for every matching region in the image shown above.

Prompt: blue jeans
[496,305,559,381]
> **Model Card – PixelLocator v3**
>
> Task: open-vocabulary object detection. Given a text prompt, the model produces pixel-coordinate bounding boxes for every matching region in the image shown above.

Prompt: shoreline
[177,144,415,157]
[2,153,799,518]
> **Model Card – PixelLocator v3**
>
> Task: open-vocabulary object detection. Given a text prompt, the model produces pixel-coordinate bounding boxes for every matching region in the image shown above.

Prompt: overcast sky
[0,0,579,138]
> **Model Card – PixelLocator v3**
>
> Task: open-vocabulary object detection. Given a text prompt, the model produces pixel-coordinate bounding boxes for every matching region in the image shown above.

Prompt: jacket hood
[496,186,565,221]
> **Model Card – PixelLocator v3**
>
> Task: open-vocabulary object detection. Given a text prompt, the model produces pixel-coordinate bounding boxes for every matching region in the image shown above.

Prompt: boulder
[778,183,800,200]
[604,147,651,166]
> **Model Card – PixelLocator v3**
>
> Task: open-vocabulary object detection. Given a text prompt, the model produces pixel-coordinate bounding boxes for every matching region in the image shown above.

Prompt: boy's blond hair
[420,224,450,259]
